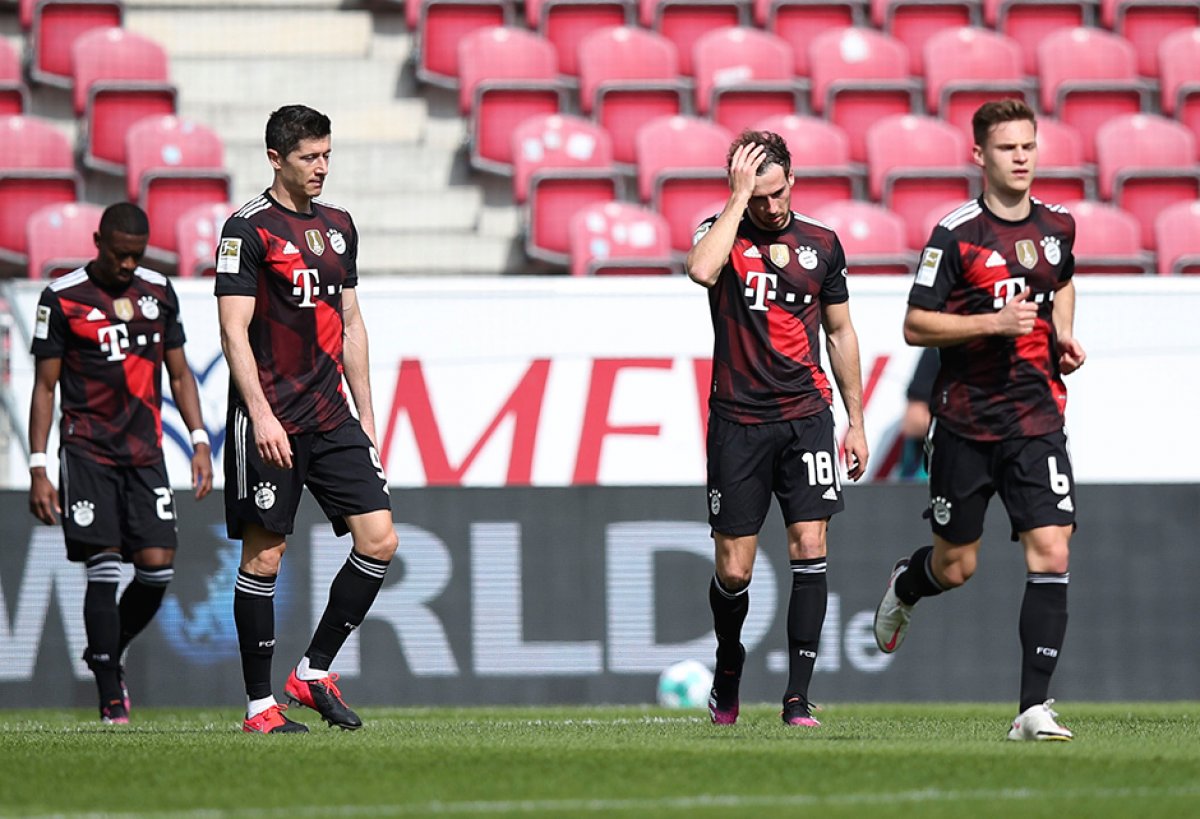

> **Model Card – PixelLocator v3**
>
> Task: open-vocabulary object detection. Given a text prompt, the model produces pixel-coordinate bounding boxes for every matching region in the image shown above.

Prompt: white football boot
[1006,699,1073,741]
[873,558,914,653]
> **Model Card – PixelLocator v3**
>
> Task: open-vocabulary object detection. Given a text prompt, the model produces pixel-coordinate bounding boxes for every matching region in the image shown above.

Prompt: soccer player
[215,104,397,734]
[872,100,1086,741]
[27,202,213,725]
[687,130,869,727]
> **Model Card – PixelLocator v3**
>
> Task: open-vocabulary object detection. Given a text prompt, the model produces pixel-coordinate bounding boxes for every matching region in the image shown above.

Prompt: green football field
[1,703,1197,818]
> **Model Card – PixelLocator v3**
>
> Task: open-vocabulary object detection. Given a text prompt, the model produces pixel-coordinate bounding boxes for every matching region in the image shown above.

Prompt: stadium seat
[1154,200,1200,275]
[71,27,177,174]
[125,115,231,258]
[512,114,623,264]
[636,115,733,251]
[578,26,688,167]
[752,114,865,211]
[1094,114,1200,250]
[29,0,123,87]
[865,114,978,248]
[1032,117,1096,203]
[417,0,513,87]
[923,27,1032,143]
[175,201,232,278]
[0,115,83,265]
[870,0,980,74]
[639,0,749,75]
[1100,0,1199,77]
[918,196,976,244]
[808,27,921,162]
[1063,200,1153,275]
[758,0,864,75]
[1038,27,1152,163]
[984,0,1094,74]
[811,200,916,275]
[692,27,804,135]
[25,201,104,279]
[0,39,29,115]
[458,27,568,175]
[526,0,634,76]
[569,201,678,275]
[1159,29,1200,148]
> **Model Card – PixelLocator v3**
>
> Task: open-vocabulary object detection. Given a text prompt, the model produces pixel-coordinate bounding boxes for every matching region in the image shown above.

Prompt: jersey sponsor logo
[797,245,819,270]
[253,482,277,510]
[217,238,242,274]
[915,247,942,286]
[71,500,95,528]
[328,228,347,254]
[138,296,160,320]
[1015,239,1038,269]
[992,277,1025,310]
[305,229,326,256]
[34,305,51,339]
[743,269,777,312]
[769,243,790,267]
[97,324,130,362]
[1041,236,1062,265]
[292,268,320,308]
[931,495,952,526]
[113,298,134,322]
[283,241,300,255]
[985,250,1006,268]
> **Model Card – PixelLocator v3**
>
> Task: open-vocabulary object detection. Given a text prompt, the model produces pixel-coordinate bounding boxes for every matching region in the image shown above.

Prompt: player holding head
[28,202,213,724]
[872,99,1087,741]
[215,104,398,734]
[686,130,869,727]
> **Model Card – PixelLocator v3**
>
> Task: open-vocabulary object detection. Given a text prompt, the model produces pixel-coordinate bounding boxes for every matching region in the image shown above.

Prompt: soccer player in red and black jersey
[28,202,213,725]
[872,100,1087,741]
[687,131,869,728]
[215,105,397,734]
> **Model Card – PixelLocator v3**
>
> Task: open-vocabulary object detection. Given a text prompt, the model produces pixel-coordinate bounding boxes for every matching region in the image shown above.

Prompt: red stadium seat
[811,200,916,274]
[923,27,1032,143]
[759,0,864,76]
[175,201,231,278]
[692,27,803,135]
[808,27,920,162]
[1100,0,1199,77]
[417,0,513,87]
[871,0,980,74]
[458,27,568,174]
[1063,200,1153,275]
[639,0,749,75]
[866,114,979,248]
[71,27,177,173]
[1038,27,1152,163]
[0,39,30,115]
[752,113,864,211]
[1095,114,1200,250]
[578,26,687,167]
[636,115,733,251]
[569,200,678,275]
[25,201,105,279]
[29,0,123,87]
[1154,200,1200,275]
[984,0,1093,74]
[1031,117,1096,204]
[512,114,623,264]
[526,0,633,76]
[0,115,82,265]
[125,115,231,258]
[1159,29,1200,147]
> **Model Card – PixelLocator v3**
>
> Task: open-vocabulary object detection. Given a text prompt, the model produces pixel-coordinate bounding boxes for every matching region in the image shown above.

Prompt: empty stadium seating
[417,0,513,87]
[923,27,1032,143]
[526,0,634,76]
[1154,200,1200,275]
[871,0,980,73]
[175,201,232,278]
[1063,199,1154,274]
[0,115,82,265]
[25,201,105,279]
[1032,117,1096,203]
[984,0,1093,73]
[1159,28,1200,146]
[1101,0,1200,77]
[759,0,863,75]
[636,115,733,251]
[29,0,123,87]
[691,27,804,134]
[0,39,29,115]
[639,0,748,75]
[569,201,678,275]
[811,199,915,274]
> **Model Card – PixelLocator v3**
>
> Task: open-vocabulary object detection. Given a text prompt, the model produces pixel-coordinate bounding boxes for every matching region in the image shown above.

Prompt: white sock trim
[296,656,328,681]
[247,695,277,718]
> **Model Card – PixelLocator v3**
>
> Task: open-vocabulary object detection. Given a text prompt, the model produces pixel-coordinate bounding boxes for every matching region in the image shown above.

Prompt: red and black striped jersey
[30,266,185,466]
[214,192,358,434]
[696,210,850,424]
[908,196,1076,441]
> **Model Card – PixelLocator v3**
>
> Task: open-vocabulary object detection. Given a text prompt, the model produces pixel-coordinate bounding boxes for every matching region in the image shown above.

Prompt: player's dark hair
[97,202,149,237]
[265,104,332,158]
[972,100,1037,148]
[727,130,791,177]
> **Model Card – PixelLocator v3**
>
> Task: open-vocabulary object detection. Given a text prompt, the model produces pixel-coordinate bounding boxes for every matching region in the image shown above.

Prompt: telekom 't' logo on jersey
[992,276,1026,310]
[744,270,777,312]
[292,268,320,308]
[97,324,130,362]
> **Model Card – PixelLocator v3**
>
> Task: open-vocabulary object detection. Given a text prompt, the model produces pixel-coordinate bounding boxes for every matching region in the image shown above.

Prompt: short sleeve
[162,278,186,349]
[29,289,66,359]
[907,225,962,311]
[213,216,265,297]
[820,234,850,305]
[344,213,359,289]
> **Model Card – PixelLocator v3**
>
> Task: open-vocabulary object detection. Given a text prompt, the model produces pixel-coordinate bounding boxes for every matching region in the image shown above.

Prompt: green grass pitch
[1,703,1198,818]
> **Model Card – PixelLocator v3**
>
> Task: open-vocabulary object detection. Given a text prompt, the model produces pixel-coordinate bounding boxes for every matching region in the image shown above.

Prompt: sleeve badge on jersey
[692,221,712,246]
[915,247,942,286]
[34,305,51,340]
[216,238,242,274]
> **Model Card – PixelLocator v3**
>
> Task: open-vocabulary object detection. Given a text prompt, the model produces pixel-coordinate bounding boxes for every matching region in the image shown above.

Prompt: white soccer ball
[656,659,714,709]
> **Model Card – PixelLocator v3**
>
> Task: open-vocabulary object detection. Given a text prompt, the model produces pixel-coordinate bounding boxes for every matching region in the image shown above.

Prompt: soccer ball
[656,659,714,709]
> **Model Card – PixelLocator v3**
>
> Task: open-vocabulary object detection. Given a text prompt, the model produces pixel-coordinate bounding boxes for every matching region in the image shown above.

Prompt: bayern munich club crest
[709,489,721,516]
[138,296,159,320]
[253,482,277,510]
[931,496,953,526]
[328,228,346,254]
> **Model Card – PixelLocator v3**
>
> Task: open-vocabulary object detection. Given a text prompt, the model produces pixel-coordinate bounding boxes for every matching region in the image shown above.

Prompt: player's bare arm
[217,294,293,470]
[165,346,213,499]
[903,289,1038,348]
[822,301,869,480]
[27,357,61,525]
[686,143,766,288]
[341,286,379,448]
[1052,280,1086,375]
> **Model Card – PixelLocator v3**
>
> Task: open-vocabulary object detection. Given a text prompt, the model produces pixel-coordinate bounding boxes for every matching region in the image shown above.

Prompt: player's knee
[716,565,752,592]
[787,534,826,561]
[134,564,174,588]
[356,526,398,561]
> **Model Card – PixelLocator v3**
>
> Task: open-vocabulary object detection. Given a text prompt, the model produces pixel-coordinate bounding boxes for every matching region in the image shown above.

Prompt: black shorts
[706,409,845,537]
[224,409,392,539]
[924,420,1077,543]
[58,449,178,562]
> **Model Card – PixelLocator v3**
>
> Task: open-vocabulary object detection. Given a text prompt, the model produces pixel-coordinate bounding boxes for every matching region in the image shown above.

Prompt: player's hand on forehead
[729,142,766,195]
